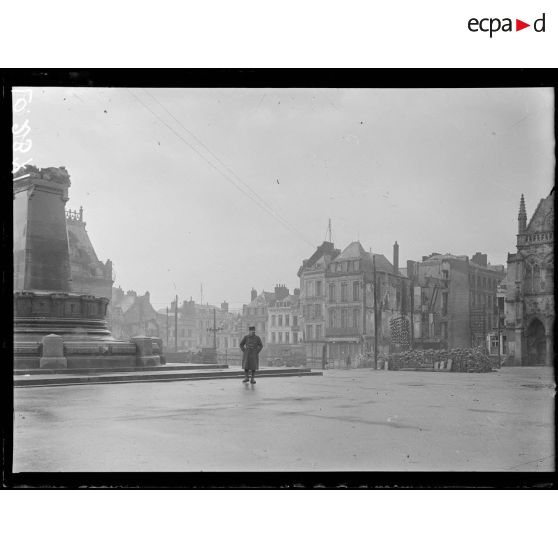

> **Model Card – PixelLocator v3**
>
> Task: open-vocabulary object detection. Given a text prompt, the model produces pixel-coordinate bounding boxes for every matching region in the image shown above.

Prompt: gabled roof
[299,241,341,275]
[526,190,554,232]
[247,291,276,306]
[331,241,395,274]
[118,295,136,314]
[367,253,394,274]
[334,241,369,261]
[270,293,299,307]
[262,291,277,304]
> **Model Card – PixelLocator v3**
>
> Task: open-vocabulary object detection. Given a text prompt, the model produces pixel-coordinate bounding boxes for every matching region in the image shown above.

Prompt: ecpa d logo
[468,13,545,37]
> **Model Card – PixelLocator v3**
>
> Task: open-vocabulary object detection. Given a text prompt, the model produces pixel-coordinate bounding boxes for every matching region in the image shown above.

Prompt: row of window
[328,281,360,302]
[471,293,497,309]
[328,260,360,274]
[304,324,323,340]
[270,314,298,327]
[270,331,299,344]
[524,232,553,243]
[303,304,322,320]
[328,308,361,329]
[305,280,323,297]
[245,306,266,316]
[305,280,362,302]
[470,274,498,292]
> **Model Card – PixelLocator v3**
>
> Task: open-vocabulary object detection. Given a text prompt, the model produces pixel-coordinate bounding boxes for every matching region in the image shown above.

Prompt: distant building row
[297,239,506,367]
[66,188,554,367]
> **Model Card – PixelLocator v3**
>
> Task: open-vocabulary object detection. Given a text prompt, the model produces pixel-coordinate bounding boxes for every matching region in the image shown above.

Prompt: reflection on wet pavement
[13,366,554,472]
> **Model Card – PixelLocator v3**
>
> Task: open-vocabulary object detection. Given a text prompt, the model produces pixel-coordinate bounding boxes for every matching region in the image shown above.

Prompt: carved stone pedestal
[39,334,67,369]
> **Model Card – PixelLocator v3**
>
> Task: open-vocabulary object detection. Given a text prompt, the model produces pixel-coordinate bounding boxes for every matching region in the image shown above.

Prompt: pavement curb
[14,363,229,376]
[14,367,321,387]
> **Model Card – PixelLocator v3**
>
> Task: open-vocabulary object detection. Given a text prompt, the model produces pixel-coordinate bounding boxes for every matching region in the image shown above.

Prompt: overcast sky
[15,87,555,311]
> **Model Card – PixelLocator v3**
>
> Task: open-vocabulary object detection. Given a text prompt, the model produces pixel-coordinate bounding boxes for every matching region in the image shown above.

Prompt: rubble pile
[389,347,493,373]
[449,347,494,373]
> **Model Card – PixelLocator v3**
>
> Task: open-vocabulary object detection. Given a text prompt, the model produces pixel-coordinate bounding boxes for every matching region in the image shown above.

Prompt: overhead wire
[141,88,313,245]
[127,89,315,248]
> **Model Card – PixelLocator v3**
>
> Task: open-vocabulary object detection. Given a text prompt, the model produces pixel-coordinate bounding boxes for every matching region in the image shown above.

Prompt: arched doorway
[526,318,546,365]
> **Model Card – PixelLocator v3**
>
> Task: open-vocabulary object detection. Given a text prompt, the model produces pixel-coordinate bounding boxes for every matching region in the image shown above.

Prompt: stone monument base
[14,292,163,370]
[15,337,163,371]
[40,356,68,369]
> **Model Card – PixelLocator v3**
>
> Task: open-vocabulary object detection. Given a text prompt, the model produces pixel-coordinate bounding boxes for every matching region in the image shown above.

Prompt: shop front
[326,337,362,368]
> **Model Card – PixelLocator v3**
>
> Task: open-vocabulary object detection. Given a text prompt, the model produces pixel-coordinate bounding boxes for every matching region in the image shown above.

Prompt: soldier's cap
[249,326,256,331]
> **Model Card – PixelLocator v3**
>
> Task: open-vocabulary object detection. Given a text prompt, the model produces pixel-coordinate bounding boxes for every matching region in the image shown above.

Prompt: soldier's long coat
[240,334,263,370]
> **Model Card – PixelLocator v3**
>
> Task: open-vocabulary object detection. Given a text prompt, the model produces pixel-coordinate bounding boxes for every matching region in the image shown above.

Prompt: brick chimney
[407,260,418,281]
[274,284,289,299]
[221,301,229,313]
[251,288,257,301]
[393,241,399,274]
[471,252,488,267]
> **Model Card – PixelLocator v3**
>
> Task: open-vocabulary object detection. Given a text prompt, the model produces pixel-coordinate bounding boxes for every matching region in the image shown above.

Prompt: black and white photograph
[8,75,555,481]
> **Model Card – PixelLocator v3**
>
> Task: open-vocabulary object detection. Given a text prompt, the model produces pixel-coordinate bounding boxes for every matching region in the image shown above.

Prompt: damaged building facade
[299,238,508,367]
[109,287,161,340]
[405,252,505,351]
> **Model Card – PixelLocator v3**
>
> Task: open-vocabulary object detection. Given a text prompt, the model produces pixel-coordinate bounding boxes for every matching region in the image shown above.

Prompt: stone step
[14,367,320,387]
[14,363,229,376]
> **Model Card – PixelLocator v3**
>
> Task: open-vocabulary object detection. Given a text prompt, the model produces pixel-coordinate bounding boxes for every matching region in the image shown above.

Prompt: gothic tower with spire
[517,194,527,245]
[506,189,554,366]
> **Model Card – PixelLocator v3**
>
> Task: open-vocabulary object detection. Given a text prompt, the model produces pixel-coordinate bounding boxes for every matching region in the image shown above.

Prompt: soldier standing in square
[240,326,263,384]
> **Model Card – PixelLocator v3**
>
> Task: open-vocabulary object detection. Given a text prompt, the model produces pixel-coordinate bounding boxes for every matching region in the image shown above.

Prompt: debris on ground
[388,347,493,373]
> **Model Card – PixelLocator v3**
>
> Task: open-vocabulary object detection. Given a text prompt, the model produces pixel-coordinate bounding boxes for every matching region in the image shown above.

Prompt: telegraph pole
[166,306,169,348]
[409,279,414,350]
[362,276,366,339]
[174,294,178,352]
[497,302,501,367]
[373,254,378,370]
[206,307,223,350]
[213,307,217,349]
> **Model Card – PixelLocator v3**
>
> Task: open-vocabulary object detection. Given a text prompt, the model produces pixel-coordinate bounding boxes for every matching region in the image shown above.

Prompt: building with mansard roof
[299,240,409,368]
[66,206,113,300]
[297,241,341,367]
[504,190,554,365]
[323,241,407,366]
